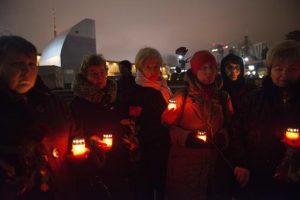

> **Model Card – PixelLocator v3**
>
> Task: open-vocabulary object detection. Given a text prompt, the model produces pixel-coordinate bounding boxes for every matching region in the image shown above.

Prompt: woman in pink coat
[162,51,234,200]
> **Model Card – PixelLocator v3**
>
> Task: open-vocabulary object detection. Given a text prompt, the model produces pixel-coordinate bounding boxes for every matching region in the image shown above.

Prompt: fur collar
[73,73,117,104]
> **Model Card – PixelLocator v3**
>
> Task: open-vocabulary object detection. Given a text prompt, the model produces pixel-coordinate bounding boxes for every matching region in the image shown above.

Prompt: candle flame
[196,131,207,142]
[102,134,113,150]
[285,128,299,140]
[72,138,88,157]
[168,99,177,110]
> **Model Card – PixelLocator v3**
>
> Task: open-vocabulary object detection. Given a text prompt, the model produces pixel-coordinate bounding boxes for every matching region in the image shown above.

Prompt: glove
[185,132,206,148]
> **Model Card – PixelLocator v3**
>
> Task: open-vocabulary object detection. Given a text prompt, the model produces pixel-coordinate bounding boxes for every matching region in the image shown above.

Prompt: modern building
[40,18,97,88]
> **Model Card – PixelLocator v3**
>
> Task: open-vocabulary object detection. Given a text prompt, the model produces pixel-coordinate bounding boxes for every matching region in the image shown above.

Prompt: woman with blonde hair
[231,40,300,199]
[131,47,172,200]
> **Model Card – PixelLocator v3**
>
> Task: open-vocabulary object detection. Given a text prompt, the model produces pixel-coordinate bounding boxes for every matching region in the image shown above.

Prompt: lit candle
[168,99,177,110]
[285,128,299,140]
[102,134,113,150]
[196,131,207,142]
[72,138,88,158]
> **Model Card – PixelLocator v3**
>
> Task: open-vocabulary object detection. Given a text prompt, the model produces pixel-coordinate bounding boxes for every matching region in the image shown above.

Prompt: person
[231,40,300,199]
[130,47,172,200]
[115,60,136,117]
[220,53,256,111]
[161,50,234,200]
[0,35,76,199]
[70,54,131,200]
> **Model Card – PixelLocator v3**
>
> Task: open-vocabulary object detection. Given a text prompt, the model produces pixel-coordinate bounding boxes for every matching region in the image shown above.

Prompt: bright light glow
[178,55,184,60]
[196,131,207,142]
[248,65,255,71]
[252,71,256,75]
[102,134,113,150]
[244,57,249,62]
[246,71,251,75]
[168,99,177,110]
[285,128,299,140]
[72,138,87,157]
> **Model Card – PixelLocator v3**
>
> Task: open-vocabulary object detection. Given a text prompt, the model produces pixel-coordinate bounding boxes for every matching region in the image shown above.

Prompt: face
[271,62,300,88]
[1,53,38,94]
[196,63,217,85]
[86,65,107,89]
[225,63,241,81]
[141,58,161,81]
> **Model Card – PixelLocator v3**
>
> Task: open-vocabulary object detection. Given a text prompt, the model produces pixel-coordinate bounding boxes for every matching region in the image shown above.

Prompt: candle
[72,138,88,158]
[285,128,299,140]
[102,134,113,150]
[168,99,177,110]
[196,131,207,142]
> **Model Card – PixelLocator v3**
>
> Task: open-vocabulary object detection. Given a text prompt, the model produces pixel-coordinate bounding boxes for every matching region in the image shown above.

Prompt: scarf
[72,73,117,104]
[135,70,172,103]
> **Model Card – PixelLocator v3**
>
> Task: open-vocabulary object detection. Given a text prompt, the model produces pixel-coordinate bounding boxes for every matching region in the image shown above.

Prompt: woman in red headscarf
[162,51,234,200]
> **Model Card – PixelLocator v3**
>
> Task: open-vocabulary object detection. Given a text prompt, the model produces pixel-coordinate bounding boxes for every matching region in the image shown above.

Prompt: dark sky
[1,0,300,64]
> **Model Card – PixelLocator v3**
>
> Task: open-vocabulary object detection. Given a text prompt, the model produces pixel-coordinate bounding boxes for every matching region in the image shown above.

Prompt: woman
[131,47,172,200]
[0,35,75,199]
[162,50,233,200]
[70,54,130,200]
[231,40,300,199]
[220,54,256,111]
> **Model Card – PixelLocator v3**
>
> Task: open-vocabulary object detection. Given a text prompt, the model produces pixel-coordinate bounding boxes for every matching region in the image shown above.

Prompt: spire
[52,0,57,38]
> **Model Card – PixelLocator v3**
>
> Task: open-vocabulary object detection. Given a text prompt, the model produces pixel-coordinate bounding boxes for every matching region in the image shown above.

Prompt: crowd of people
[0,35,299,200]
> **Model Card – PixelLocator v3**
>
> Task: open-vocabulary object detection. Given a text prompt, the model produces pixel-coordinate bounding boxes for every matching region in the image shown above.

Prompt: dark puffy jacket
[220,54,256,111]
[230,76,300,199]
[0,81,75,199]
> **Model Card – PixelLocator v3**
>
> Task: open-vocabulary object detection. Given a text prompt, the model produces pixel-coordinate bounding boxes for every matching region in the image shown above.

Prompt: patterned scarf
[72,73,117,104]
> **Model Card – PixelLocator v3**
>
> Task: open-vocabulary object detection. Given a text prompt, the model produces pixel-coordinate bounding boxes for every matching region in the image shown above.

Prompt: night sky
[1,0,300,64]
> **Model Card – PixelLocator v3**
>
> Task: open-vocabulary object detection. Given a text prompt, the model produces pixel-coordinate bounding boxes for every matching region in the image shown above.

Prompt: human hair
[119,60,132,71]
[80,54,107,76]
[266,40,300,68]
[0,35,37,67]
[134,47,163,71]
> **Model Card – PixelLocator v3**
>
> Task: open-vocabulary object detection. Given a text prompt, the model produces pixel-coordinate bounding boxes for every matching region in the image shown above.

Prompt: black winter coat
[231,76,300,199]
[130,84,170,200]
[0,83,75,199]
[70,85,131,200]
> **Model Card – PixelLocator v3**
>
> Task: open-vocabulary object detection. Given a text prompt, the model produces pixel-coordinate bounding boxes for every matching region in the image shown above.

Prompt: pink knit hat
[190,51,217,75]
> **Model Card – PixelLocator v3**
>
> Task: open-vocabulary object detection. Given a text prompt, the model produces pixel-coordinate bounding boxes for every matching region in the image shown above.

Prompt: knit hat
[190,50,217,75]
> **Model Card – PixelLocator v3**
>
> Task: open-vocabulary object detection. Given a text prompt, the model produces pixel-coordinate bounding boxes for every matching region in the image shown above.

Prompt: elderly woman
[130,47,172,200]
[162,50,234,200]
[70,54,130,200]
[231,40,300,199]
[0,35,75,199]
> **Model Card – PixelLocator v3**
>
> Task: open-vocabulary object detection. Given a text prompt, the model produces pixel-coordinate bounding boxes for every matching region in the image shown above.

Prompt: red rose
[129,106,142,117]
